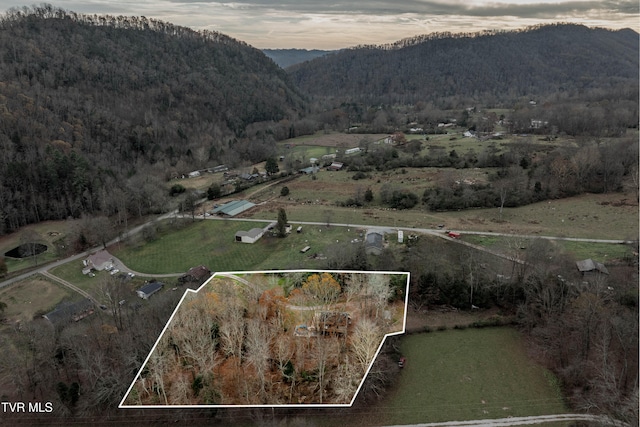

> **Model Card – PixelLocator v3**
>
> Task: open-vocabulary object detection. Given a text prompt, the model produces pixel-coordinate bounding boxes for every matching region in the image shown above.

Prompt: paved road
[384,413,628,427]
[2,211,631,292]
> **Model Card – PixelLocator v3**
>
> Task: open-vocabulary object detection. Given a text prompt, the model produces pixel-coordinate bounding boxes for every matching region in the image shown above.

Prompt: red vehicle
[447,231,461,238]
[398,357,406,368]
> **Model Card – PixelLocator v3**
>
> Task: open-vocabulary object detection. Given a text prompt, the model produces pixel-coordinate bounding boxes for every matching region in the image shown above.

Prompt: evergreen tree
[276,208,288,237]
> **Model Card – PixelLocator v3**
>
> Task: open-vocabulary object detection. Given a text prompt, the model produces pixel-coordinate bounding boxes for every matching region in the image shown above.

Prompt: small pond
[4,243,48,258]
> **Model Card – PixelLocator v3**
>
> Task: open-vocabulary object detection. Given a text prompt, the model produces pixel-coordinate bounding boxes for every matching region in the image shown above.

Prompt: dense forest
[289,24,639,106]
[0,5,307,234]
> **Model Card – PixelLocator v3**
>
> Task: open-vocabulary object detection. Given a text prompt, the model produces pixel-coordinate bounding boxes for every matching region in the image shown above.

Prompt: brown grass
[0,278,72,324]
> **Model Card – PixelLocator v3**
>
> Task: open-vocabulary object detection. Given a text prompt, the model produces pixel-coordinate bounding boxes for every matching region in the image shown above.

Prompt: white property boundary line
[119,269,410,409]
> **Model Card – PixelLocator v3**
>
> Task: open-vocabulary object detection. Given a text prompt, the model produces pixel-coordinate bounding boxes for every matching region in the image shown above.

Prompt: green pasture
[462,234,635,263]
[559,240,634,262]
[110,219,364,274]
[279,144,337,160]
[381,328,566,424]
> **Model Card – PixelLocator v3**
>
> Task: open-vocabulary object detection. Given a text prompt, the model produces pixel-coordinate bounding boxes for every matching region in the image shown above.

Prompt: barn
[212,200,256,217]
[235,228,264,244]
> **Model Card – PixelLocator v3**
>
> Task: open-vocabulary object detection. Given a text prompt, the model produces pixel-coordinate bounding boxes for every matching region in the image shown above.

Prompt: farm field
[463,234,635,262]
[380,328,567,424]
[249,190,638,241]
[0,277,73,324]
[110,218,366,274]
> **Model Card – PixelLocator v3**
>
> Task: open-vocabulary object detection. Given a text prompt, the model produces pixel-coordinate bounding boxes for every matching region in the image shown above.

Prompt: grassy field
[0,277,73,324]
[463,234,635,263]
[110,219,365,274]
[249,191,638,240]
[380,328,567,424]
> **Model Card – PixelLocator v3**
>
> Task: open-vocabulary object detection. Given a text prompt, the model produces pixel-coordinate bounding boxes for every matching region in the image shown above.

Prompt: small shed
[235,228,264,244]
[180,265,211,284]
[137,282,164,300]
[299,166,318,175]
[327,162,344,171]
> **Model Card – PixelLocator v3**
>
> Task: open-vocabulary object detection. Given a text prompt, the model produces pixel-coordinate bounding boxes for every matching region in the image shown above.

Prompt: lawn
[558,240,635,262]
[110,219,365,274]
[380,328,567,424]
[0,277,73,324]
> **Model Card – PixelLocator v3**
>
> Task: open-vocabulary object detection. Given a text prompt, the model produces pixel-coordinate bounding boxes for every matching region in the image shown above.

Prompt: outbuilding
[212,200,256,217]
[136,282,164,300]
[235,228,264,244]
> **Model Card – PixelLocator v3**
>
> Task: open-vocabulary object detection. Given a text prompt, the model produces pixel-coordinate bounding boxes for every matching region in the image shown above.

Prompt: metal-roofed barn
[212,200,256,217]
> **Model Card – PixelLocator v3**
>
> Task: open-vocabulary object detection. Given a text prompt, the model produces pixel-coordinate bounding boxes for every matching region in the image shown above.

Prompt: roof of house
[87,250,112,269]
[299,166,318,174]
[365,231,383,247]
[138,282,164,296]
[212,200,256,217]
[576,259,609,275]
[236,228,264,239]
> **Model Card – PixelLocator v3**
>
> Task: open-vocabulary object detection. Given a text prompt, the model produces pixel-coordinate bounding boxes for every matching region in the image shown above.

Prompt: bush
[169,184,186,196]
[280,186,290,197]
[352,171,369,180]
[389,190,418,209]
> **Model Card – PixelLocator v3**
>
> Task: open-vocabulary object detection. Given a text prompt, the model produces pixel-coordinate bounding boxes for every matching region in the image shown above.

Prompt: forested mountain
[0,6,306,234]
[263,48,333,69]
[289,24,639,105]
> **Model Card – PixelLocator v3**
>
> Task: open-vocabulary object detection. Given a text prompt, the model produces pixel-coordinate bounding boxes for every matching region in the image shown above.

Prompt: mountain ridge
[288,23,639,105]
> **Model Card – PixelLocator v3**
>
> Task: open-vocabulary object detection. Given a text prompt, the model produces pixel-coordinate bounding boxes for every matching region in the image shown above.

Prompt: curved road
[1,212,632,294]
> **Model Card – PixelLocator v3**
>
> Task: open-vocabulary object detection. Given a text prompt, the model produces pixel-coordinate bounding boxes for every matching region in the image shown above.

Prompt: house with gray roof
[365,231,384,255]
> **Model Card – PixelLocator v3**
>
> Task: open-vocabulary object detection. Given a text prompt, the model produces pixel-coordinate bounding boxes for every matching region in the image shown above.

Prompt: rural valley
[0,5,638,427]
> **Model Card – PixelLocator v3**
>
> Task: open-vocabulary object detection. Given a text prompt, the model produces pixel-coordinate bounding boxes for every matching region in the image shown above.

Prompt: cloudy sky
[1,1,638,49]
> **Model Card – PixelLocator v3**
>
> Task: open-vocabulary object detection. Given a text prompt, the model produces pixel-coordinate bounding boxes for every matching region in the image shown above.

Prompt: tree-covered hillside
[289,24,639,105]
[0,6,307,234]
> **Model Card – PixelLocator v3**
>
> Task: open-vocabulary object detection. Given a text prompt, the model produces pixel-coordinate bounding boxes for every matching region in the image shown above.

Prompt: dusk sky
[1,1,638,49]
